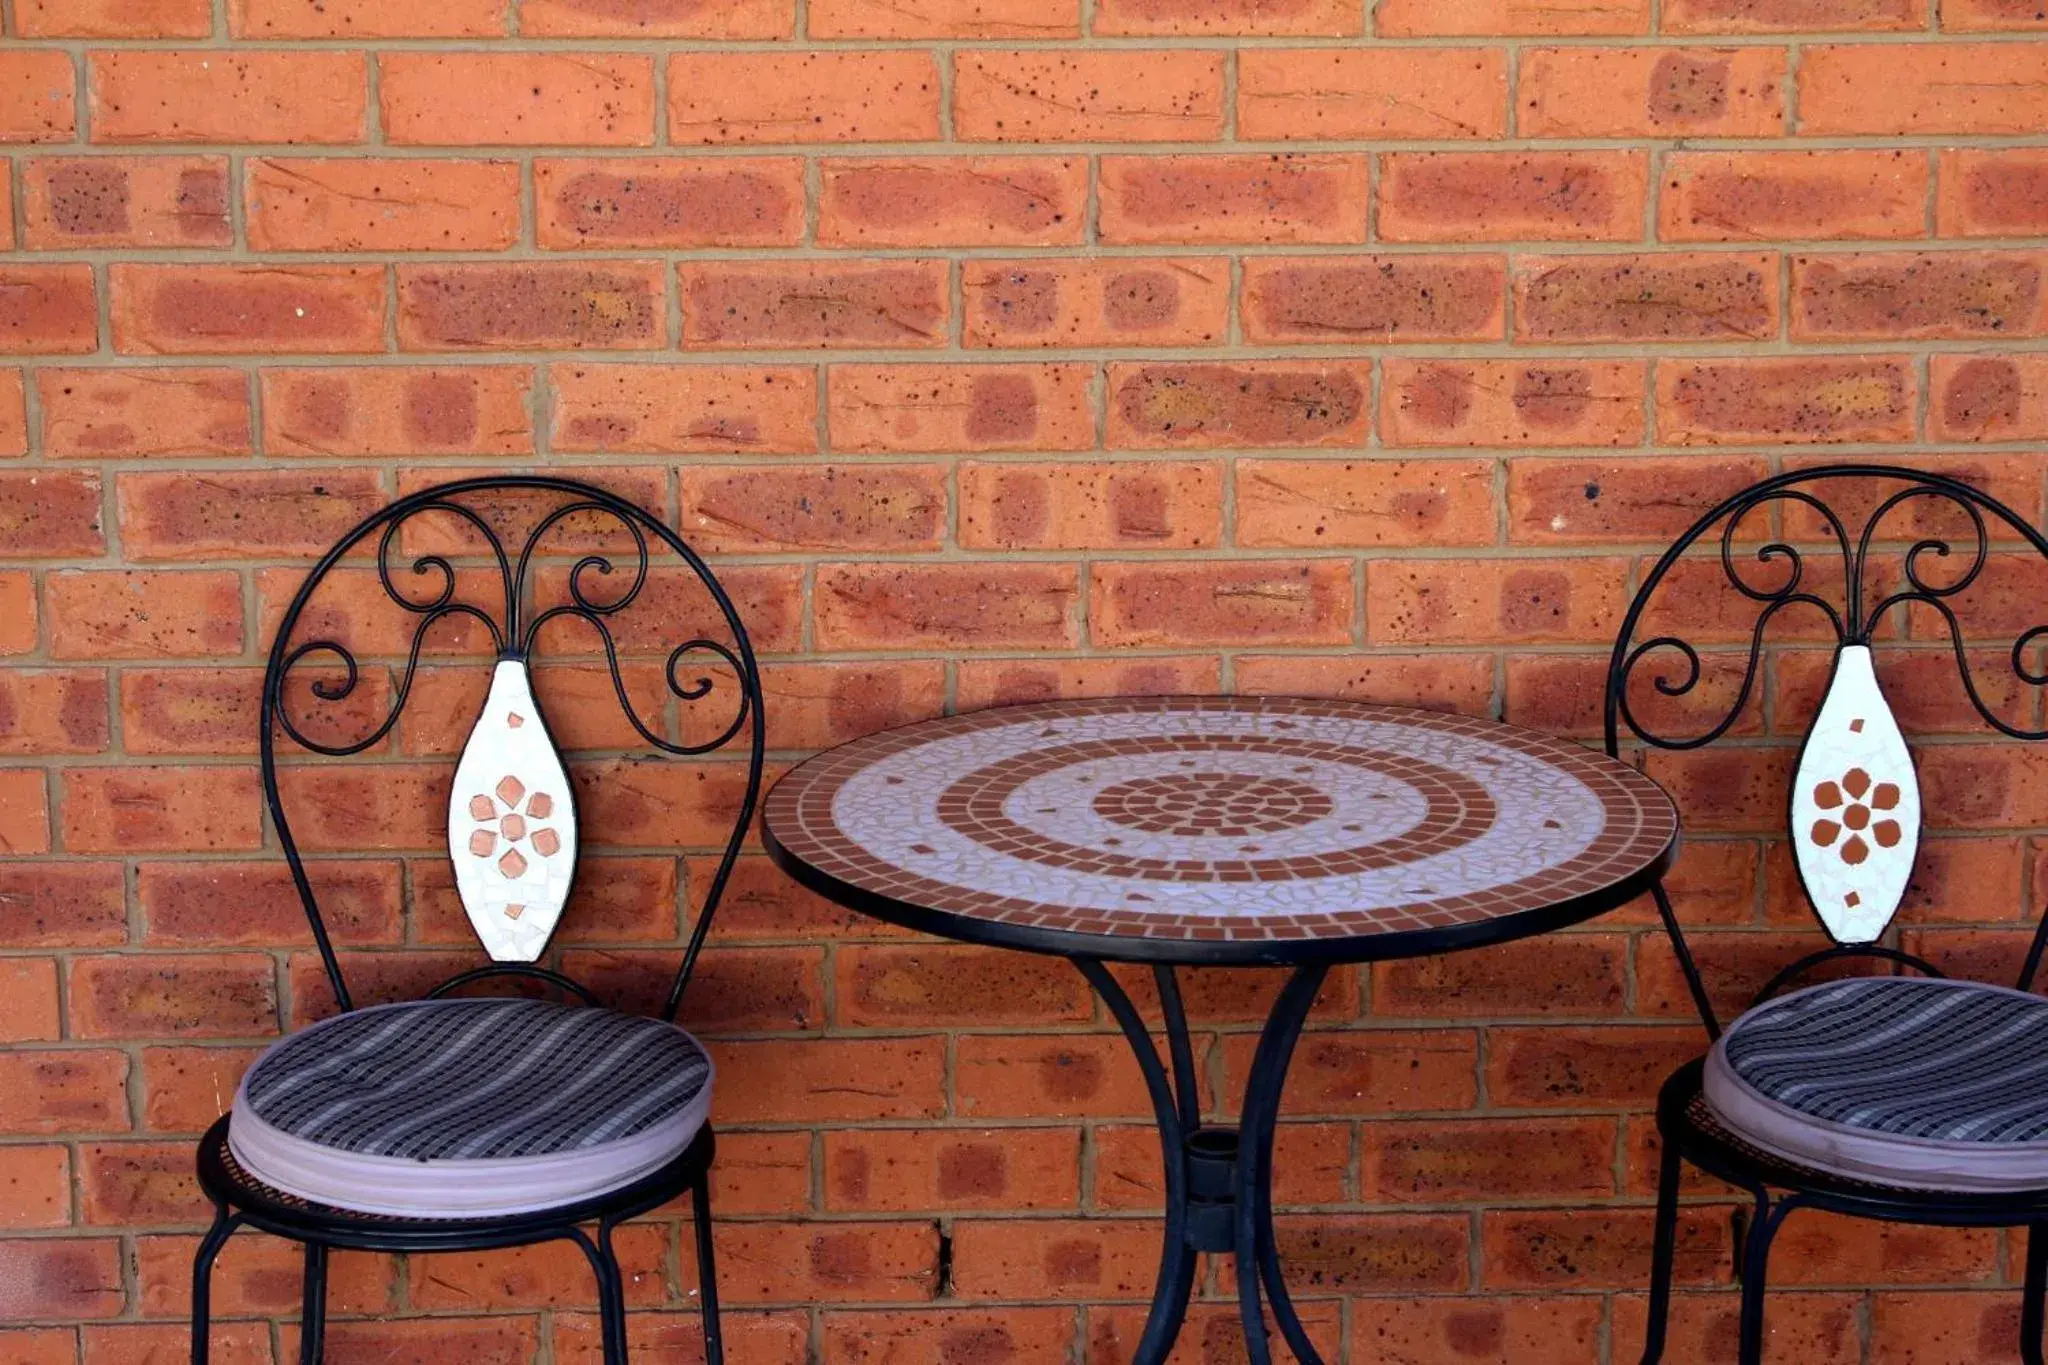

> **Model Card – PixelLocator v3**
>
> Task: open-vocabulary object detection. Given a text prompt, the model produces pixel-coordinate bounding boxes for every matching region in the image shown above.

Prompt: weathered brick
[1098,154,1368,245]
[1238,48,1507,139]
[1242,255,1506,343]
[1506,456,1769,543]
[262,366,532,457]
[680,260,948,349]
[963,258,1230,348]
[0,265,98,355]
[381,53,656,147]
[669,51,941,145]
[1349,1299,1605,1365]
[18,0,212,36]
[1236,458,1496,549]
[116,469,385,561]
[821,1308,1075,1364]
[1515,252,1778,342]
[550,363,814,455]
[0,373,22,458]
[231,0,509,35]
[247,158,519,252]
[1794,251,2048,340]
[1930,354,2048,442]
[0,574,36,655]
[1367,558,1627,645]
[1801,43,2048,135]
[1107,361,1372,449]
[0,52,76,143]
[46,570,242,660]
[715,1221,939,1304]
[819,157,1084,247]
[0,771,51,856]
[954,656,1222,711]
[521,0,792,35]
[814,563,1079,650]
[1091,560,1353,647]
[39,368,251,459]
[1664,0,1923,30]
[1520,46,1787,137]
[1366,1116,1619,1201]
[90,52,365,144]
[809,0,1071,35]
[681,464,944,553]
[1661,149,1928,241]
[535,157,804,249]
[110,264,385,355]
[118,670,261,759]
[0,1048,129,1133]
[1944,0,2048,28]
[1940,148,2048,236]
[1375,0,1647,33]
[398,262,666,351]
[1235,653,1494,713]
[827,363,1093,452]
[1379,152,1649,242]
[0,669,111,755]
[1657,356,1917,444]
[1382,359,1646,448]
[0,471,104,558]
[61,767,263,854]
[958,461,1222,550]
[22,156,231,249]
[0,1239,125,1320]
[955,50,1225,141]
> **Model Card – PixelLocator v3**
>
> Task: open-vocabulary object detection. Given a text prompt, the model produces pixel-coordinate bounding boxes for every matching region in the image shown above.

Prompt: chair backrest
[261,476,765,1021]
[1604,464,2048,1037]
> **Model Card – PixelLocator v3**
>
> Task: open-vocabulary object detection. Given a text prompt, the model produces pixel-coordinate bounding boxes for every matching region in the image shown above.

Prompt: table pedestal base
[1074,959,1330,1365]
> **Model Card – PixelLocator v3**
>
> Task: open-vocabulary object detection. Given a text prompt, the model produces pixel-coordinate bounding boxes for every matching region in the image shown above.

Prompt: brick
[837,945,1088,1027]
[536,156,804,249]
[297,1320,541,1362]
[1488,1024,1704,1108]
[1506,456,1768,543]
[551,364,813,455]
[1368,558,1627,646]
[117,469,384,562]
[381,53,655,147]
[1238,48,1507,139]
[1657,356,1916,444]
[1376,0,1647,33]
[815,562,1078,651]
[0,1050,130,1134]
[1264,1214,1472,1293]
[231,0,509,35]
[398,262,666,351]
[1661,149,1928,242]
[1091,559,1353,647]
[738,661,946,752]
[1098,153,1367,245]
[826,1128,1080,1212]
[1350,1299,1604,1365]
[1237,458,1494,549]
[0,669,110,755]
[681,464,945,553]
[18,0,212,35]
[0,1328,67,1365]
[1483,1207,1731,1289]
[1107,361,1371,449]
[959,460,1220,550]
[681,260,947,349]
[90,1322,275,1365]
[1930,354,2048,441]
[950,1218,1166,1300]
[246,158,518,252]
[408,1228,668,1310]
[0,373,22,457]
[963,257,1230,348]
[822,1308,1075,1363]
[264,366,532,457]
[1097,0,1358,31]
[1940,148,2048,237]
[39,368,250,460]
[0,470,104,557]
[0,265,98,354]
[268,763,450,853]
[810,0,1073,35]
[1367,1116,1618,1201]
[1616,1293,1862,1364]
[1378,152,1649,242]
[955,50,1224,142]
[954,656,1222,711]
[521,0,791,35]
[0,574,36,655]
[554,1312,807,1365]
[70,952,276,1038]
[669,51,940,145]
[61,765,262,853]
[1383,359,1646,448]
[141,859,399,945]
[46,570,242,660]
[1519,46,1787,137]
[819,157,1084,247]
[1096,1119,1344,1206]
[716,1221,939,1304]
[0,52,76,143]
[0,1239,125,1321]
[1241,255,1506,343]
[91,52,364,144]
[1802,44,2048,135]
[0,771,50,855]
[1794,251,2048,340]
[1236,653,1495,714]
[714,1037,945,1123]
[828,363,1093,452]
[1945,0,2048,28]
[1516,252,1777,343]
[80,1139,209,1224]
[111,264,384,356]
[1665,0,1923,29]
[1870,1291,2033,1362]
[22,156,231,249]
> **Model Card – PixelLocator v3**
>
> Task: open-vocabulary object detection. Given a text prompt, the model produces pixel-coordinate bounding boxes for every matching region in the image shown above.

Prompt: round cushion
[1704,976,2048,1193]
[228,997,712,1218]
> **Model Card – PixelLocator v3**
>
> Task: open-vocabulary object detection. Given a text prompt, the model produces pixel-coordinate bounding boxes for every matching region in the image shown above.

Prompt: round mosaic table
[763,696,1679,1365]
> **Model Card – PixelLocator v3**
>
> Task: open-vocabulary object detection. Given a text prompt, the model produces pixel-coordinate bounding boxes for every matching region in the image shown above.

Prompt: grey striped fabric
[239,998,711,1161]
[1722,977,2048,1144]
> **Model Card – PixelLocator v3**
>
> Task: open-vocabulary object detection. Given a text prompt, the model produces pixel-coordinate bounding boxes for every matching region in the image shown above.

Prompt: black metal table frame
[768,816,1675,1365]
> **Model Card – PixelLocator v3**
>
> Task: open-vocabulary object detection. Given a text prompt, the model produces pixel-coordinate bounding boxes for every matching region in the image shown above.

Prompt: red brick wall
[2,1,2047,1361]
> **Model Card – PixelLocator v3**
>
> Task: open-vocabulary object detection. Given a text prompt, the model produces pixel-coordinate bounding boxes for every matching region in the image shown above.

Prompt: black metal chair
[1612,465,2048,1364]
[191,477,764,1365]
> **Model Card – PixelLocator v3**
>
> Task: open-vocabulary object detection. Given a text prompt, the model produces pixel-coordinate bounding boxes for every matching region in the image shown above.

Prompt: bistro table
[761,695,1679,1364]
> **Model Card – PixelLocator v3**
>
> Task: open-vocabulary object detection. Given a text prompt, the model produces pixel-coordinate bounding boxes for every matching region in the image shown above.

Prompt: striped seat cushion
[1703,976,2048,1193]
[228,998,712,1218]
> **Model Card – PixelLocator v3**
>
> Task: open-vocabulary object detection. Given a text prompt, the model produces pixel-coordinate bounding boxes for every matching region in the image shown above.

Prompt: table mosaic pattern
[765,697,1679,949]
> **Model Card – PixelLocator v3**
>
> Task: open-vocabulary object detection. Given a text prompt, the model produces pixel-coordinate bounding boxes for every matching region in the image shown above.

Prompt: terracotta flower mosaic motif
[1808,767,1903,868]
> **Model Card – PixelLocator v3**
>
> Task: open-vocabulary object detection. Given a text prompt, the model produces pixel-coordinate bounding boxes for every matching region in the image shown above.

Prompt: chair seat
[1703,976,2048,1194]
[227,998,713,1219]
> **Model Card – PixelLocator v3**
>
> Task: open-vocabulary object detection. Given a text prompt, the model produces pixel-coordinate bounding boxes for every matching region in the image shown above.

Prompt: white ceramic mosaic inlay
[1790,645,1921,944]
[447,658,578,961]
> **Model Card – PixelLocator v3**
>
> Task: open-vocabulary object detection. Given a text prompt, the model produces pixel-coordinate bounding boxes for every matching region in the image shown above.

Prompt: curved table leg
[1238,965,1328,1365]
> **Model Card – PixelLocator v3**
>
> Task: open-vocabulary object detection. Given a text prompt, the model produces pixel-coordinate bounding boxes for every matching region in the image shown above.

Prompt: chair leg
[690,1172,725,1365]
[1737,1192,1792,1365]
[299,1242,327,1365]
[190,1203,239,1365]
[594,1223,631,1365]
[1640,1138,1683,1364]
[2024,1224,2048,1365]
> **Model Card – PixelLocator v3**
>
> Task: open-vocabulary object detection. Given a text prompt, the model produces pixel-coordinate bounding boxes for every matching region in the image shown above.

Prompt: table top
[762,695,1680,966]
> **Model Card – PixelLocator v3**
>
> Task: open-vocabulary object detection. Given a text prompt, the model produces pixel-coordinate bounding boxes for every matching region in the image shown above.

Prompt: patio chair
[190,476,764,1365]
[1613,465,2048,1364]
